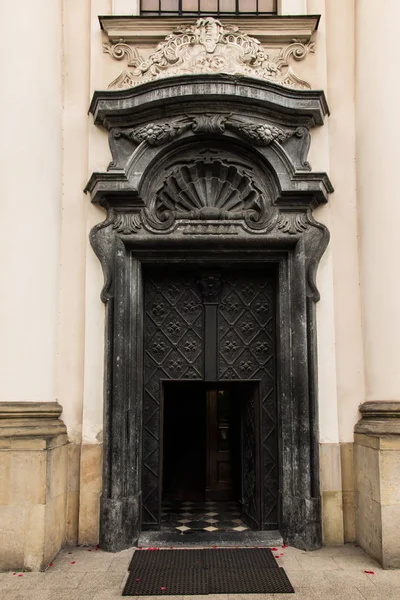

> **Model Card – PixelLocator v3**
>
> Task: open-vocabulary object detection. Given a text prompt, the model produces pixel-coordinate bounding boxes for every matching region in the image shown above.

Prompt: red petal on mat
[18,574,23,577]
[275,555,280,558]
[364,570,375,575]
[170,547,174,549]
[161,587,166,591]
[136,578,140,582]
[212,546,217,549]
[71,561,76,565]
[282,545,288,549]
[271,548,278,551]
[49,563,53,567]
[138,547,143,550]
[13,573,16,576]
[88,549,92,552]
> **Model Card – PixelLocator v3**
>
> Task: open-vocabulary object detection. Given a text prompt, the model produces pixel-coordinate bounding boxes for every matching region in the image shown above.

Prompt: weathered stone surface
[355,402,400,568]
[0,402,68,571]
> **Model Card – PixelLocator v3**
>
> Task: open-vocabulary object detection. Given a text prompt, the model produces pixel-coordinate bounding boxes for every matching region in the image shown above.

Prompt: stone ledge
[0,402,67,440]
[355,401,400,436]
[99,15,320,45]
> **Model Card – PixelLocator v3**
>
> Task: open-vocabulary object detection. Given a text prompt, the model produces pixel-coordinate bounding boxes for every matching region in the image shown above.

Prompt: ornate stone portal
[86,72,333,552]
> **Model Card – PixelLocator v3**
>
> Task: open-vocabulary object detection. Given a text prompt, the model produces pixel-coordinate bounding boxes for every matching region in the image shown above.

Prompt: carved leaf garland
[114,115,299,149]
[104,17,314,90]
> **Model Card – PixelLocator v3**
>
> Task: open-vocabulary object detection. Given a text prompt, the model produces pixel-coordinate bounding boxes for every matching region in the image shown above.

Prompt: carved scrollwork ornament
[89,209,142,302]
[276,212,309,234]
[103,17,315,90]
[112,211,142,234]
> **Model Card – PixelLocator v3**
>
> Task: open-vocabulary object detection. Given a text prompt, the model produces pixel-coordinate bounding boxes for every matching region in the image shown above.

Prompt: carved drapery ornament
[103,17,314,90]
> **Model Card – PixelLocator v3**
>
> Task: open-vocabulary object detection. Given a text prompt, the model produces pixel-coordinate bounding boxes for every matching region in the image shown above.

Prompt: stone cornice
[0,401,67,438]
[99,15,320,45]
[355,401,400,436]
[89,74,330,127]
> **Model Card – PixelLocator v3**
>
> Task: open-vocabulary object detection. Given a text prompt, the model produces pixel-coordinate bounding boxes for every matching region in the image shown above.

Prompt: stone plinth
[0,402,68,571]
[354,401,400,569]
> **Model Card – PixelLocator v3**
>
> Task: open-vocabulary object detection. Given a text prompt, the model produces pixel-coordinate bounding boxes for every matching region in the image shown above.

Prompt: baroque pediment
[103,17,315,90]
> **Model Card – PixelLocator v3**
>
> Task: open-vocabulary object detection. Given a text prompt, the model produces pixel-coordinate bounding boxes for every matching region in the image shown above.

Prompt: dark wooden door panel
[240,383,262,529]
[143,270,204,526]
[218,271,278,528]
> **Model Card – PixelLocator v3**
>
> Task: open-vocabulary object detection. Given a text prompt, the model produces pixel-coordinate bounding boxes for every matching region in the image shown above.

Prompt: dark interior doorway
[163,382,207,502]
[162,381,261,529]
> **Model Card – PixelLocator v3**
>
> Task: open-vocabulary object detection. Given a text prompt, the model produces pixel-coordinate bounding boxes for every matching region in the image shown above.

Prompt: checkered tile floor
[161,500,250,533]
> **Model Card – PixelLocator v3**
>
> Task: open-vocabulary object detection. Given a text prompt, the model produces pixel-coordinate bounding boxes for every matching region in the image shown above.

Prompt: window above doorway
[140,0,276,17]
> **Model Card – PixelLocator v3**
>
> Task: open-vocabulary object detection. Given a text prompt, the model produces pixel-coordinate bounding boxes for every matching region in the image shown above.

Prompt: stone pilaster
[354,402,400,568]
[0,403,68,571]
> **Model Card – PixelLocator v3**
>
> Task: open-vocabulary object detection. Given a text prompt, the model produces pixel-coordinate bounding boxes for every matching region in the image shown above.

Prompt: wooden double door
[143,266,278,531]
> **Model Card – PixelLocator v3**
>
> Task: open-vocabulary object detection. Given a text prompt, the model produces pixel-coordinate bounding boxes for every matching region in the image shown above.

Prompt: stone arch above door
[85,74,333,552]
[86,75,332,303]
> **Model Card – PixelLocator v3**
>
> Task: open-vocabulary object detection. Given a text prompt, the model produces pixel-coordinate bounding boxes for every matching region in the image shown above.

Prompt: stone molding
[100,15,320,45]
[102,16,317,90]
[0,401,67,439]
[355,401,400,436]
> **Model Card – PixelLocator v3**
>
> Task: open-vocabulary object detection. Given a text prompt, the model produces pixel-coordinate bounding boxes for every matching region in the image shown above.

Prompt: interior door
[206,388,233,501]
[240,383,262,529]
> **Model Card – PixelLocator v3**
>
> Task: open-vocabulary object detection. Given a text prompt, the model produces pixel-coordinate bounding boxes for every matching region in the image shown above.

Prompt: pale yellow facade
[1,0,400,571]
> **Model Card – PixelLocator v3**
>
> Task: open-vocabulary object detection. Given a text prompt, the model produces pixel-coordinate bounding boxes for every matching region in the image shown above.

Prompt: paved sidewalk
[0,543,399,600]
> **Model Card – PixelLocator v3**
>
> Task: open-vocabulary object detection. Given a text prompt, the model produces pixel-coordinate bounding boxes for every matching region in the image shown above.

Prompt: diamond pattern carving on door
[218,271,278,528]
[143,271,204,526]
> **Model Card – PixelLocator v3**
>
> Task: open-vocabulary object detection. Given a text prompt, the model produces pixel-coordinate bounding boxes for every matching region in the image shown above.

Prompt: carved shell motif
[145,159,272,230]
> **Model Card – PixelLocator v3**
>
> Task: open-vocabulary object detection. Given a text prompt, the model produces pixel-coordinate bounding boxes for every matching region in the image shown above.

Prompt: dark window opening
[140,0,277,17]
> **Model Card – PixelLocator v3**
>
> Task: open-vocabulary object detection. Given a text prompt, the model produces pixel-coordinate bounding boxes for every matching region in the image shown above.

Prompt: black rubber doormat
[123,548,294,595]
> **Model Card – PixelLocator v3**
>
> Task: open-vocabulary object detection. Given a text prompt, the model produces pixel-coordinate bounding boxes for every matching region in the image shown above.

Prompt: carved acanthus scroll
[110,114,303,156]
[103,17,314,90]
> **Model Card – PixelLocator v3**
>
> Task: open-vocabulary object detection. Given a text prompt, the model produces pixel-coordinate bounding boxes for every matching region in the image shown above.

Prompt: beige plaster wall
[325,0,365,443]
[0,0,62,404]
[355,0,400,403]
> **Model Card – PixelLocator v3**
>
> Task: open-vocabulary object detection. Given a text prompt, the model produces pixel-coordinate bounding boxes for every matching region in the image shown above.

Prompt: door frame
[99,243,321,550]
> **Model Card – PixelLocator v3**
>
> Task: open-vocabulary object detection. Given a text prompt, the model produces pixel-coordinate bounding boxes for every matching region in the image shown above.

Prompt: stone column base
[0,402,68,571]
[354,401,400,569]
